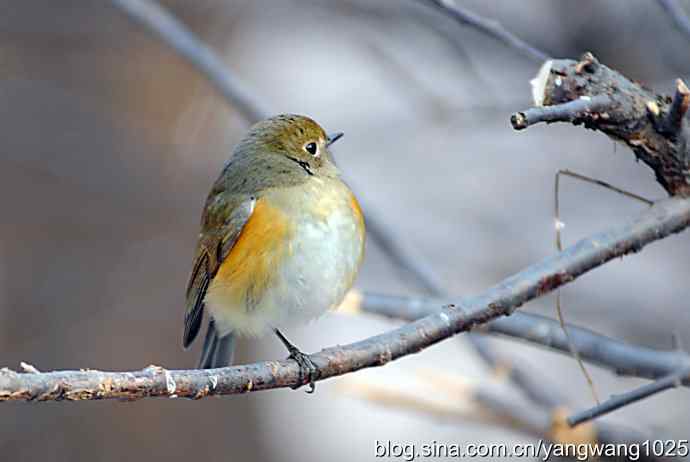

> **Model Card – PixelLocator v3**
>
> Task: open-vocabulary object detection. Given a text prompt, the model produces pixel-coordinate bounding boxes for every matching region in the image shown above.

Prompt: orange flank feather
[349,192,365,241]
[210,197,293,311]
[348,191,366,288]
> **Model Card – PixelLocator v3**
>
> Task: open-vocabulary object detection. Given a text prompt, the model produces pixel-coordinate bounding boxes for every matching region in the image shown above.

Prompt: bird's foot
[274,329,318,393]
[287,347,318,393]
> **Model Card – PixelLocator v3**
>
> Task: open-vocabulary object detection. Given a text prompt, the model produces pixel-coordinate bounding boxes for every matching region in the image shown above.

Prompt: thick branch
[357,293,690,383]
[511,53,690,196]
[2,197,690,402]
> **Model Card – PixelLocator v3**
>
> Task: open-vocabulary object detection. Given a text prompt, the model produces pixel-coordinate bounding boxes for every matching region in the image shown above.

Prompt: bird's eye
[304,142,318,156]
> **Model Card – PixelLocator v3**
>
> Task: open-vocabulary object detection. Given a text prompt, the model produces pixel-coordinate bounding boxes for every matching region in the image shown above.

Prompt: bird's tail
[198,319,236,369]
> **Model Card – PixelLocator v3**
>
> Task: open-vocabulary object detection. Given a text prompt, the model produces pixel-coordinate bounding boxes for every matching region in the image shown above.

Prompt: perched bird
[183,114,365,391]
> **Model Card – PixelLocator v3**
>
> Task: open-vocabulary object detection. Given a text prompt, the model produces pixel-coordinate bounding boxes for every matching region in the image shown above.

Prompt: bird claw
[287,347,318,393]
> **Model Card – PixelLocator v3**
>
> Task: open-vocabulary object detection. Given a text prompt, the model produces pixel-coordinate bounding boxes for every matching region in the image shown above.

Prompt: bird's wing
[183,195,256,348]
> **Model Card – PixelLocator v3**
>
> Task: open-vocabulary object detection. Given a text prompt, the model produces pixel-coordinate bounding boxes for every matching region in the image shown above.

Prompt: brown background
[1,1,689,461]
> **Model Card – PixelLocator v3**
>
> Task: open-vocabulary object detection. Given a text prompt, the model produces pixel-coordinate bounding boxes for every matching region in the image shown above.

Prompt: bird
[183,114,365,391]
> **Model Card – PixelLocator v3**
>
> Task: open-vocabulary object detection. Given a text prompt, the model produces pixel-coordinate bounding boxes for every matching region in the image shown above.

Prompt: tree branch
[352,292,690,384]
[110,0,269,123]
[511,53,690,197]
[341,372,654,455]
[657,0,690,42]
[417,0,550,63]
[2,197,690,402]
[511,95,612,130]
[567,366,690,427]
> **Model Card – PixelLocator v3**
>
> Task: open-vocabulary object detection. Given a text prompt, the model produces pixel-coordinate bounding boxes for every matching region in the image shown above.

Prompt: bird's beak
[327,132,344,146]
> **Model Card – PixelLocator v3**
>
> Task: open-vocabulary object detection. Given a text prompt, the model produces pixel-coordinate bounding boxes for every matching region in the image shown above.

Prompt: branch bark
[2,197,690,402]
[512,53,690,197]
[355,292,690,384]
[567,366,690,427]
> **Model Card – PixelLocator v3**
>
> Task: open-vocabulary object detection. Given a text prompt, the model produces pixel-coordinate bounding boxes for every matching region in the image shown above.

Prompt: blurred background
[1,0,689,460]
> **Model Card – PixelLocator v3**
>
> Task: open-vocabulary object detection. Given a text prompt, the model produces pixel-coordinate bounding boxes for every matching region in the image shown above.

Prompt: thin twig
[551,171,654,404]
[555,170,654,209]
[2,197,690,402]
[417,0,550,63]
[109,0,269,123]
[567,367,690,427]
[657,0,690,42]
[553,170,604,405]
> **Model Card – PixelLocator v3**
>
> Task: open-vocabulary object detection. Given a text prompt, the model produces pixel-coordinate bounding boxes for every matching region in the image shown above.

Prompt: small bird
[183,114,365,391]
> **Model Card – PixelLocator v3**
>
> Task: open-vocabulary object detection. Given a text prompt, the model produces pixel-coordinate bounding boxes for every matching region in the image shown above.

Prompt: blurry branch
[2,197,690,402]
[344,292,690,385]
[418,0,550,63]
[357,192,565,409]
[657,0,690,41]
[363,41,454,121]
[341,372,654,457]
[512,53,690,197]
[110,0,269,123]
[568,366,690,427]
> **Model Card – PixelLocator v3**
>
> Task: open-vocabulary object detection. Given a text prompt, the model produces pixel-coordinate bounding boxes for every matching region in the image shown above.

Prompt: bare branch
[355,292,690,384]
[110,0,269,123]
[511,95,612,130]
[567,367,690,427]
[512,53,690,197]
[358,194,565,409]
[341,372,651,451]
[657,0,690,42]
[360,209,446,295]
[2,197,690,402]
[417,0,550,63]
